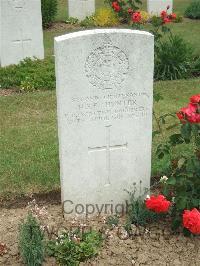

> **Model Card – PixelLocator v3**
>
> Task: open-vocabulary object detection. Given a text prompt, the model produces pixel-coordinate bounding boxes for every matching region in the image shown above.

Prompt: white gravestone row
[55,29,154,217]
[68,0,95,20]
[147,0,173,15]
[0,0,44,67]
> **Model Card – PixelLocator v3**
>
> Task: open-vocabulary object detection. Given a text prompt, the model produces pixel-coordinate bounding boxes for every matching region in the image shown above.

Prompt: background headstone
[0,0,44,67]
[147,0,173,15]
[55,29,154,217]
[68,0,95,20]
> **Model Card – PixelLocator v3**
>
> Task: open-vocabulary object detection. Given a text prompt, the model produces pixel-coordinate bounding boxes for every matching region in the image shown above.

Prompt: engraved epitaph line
[88,125,128,186]
[10,0,24,9]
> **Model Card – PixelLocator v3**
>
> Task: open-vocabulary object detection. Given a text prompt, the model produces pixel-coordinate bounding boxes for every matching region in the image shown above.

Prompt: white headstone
[147,0,173,15]
[68,0,95,20]
[55,29,154,217]
[0,0,44,67]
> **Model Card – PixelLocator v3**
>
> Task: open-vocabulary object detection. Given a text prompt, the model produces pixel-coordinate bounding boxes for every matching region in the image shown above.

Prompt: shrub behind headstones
[41,0,58,28]
[185,0,200,19]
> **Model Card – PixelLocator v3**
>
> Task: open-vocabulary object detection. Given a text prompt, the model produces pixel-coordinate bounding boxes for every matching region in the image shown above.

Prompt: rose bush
[108,1,177,27]
[154,94,200,235]
[108,1,197,81]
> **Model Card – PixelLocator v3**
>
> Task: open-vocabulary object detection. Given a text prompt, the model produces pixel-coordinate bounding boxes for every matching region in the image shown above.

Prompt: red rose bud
[190,94,200,104]
[170,13,177,19]
[145,194,171,213]
[167,5,170,10]
[112,1,121,12]
[128,8,133,14]
[160,10,167,18]
[183,208,200,235]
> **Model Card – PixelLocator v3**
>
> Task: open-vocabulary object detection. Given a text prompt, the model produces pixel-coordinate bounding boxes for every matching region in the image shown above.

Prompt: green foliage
[185,0,200,19]
[154,34,194,80]
[80,15,95,27]
[192,56,200,77]
[126,185,160,226]
[127,196,161,226]
[94,7,119,26]
[47,230,103,265]
[0,57,55,91]
[174,14,183,23]
[106,215,119,228]
[19,213,45,266]
[41,0,58,28]
[147,16,193,82]
[65,17,79,25]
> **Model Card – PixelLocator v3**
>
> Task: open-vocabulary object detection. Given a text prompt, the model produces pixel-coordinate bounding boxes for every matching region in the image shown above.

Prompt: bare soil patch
[0,190,61,209]
[0,204,199,266]
[0,89,18,96]
[44,22,84,33]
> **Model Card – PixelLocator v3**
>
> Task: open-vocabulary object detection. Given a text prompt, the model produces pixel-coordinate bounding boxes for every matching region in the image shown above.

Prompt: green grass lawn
[0,78,200,198]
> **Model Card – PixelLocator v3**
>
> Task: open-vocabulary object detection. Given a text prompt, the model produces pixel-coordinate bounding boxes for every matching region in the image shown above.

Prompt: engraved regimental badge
[85,37,129,90]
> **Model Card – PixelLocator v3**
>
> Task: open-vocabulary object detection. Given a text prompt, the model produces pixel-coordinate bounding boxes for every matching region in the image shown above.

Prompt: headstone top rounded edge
[54,29,154,43]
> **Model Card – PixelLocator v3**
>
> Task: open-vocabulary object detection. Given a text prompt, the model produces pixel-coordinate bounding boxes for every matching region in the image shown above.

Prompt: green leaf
[183,228,191,237]
[152,130,161,138]
[176,197,187,210]
[153,92,163,102]
[158,152,164,159]
[181,123,192,140]
[191,198,200,207]
[169,134,184,146]
[167,177,176,185]
[191,124,199,135]
[171,218,181,231]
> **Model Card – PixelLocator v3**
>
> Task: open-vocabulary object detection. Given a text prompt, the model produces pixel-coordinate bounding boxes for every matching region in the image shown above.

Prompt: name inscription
[65,92,150,124]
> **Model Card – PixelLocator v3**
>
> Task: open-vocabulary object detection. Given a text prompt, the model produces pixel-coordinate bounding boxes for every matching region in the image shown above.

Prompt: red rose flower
[145,194,171,213]
[112,1,121,12]
[177,103,200,124]
[132,12,141,23]
[190,94,200,104]
[183,208,200,235]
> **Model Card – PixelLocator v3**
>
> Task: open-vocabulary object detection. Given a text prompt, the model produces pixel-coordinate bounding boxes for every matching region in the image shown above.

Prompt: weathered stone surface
[0,0,44,67]
[68,0,95,20]
[55,29,154,217]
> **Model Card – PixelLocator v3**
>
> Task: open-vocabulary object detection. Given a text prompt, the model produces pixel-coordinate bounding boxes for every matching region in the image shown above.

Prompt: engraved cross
[12,30,32,57]
[88,125,128,186]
